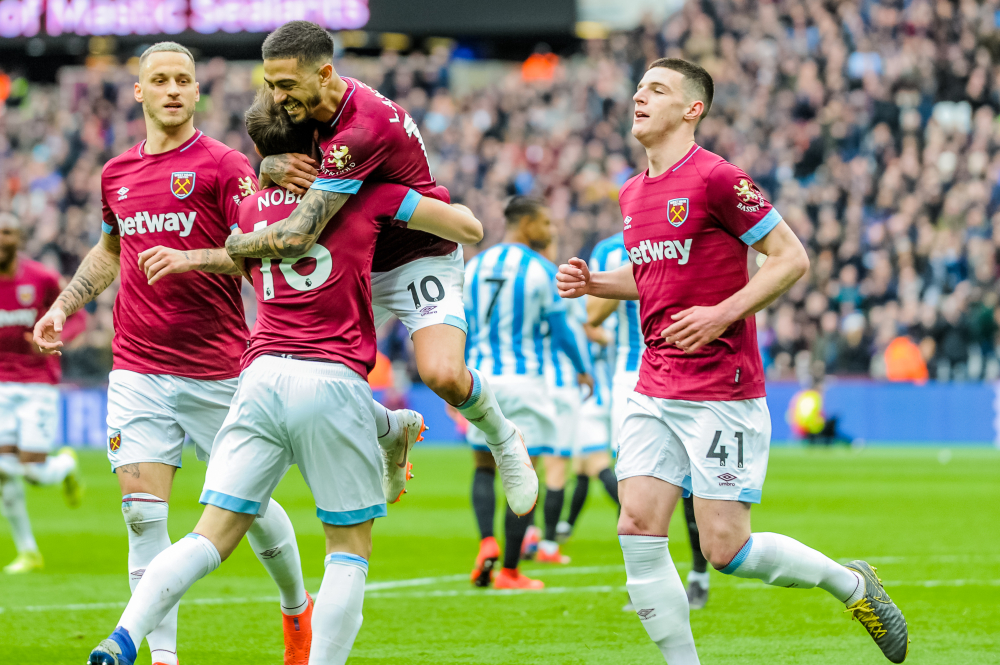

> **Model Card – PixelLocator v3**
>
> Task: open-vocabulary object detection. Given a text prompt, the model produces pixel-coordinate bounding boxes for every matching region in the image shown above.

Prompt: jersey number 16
[254,221,333,300]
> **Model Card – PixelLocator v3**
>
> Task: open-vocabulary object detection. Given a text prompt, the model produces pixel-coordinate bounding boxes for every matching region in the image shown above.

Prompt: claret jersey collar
[643,143,700,183]
[139,129,203,159]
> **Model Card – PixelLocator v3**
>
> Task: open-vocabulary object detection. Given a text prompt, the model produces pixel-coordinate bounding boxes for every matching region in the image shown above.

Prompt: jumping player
[556,59,908,663]
[588,232,710,609]
[85,86,468,665]
[33,44,313,665]
[0,212,85,574]
[465,197,590,590]
[251,21,537,515]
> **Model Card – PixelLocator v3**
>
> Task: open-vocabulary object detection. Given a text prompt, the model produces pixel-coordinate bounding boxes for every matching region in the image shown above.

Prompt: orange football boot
[493,567,544,590]
[282,593,314,665]
[470,536,500,587]
[535,542,570,564]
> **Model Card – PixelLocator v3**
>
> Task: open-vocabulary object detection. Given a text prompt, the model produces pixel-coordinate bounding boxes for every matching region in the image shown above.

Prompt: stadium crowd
[1,0,999,383]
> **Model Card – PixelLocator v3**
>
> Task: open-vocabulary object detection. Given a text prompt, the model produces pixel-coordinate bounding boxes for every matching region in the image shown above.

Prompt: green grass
[1,445,998,664]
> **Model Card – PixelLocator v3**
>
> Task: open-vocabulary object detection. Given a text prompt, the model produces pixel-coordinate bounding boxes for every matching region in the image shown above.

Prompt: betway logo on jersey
[627,239,693,266]
[0,308,37,327]
[114,212,196,237]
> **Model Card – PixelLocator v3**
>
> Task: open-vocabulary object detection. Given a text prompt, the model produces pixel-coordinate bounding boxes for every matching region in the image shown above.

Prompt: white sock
[122,494,178,665]
[310,553,368,665]
[687,570,710,589]
[370,400,399,452]
[22,452,75,486]
[718,532,864,604]
[621,535,700,664]
[0,453,24,477]
[119,533,221,653]
[1,473,37,554]
[456,369,516,445]
[246,499,308,615]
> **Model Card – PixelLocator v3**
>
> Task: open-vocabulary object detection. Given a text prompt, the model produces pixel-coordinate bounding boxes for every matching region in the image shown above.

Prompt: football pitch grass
[1,445,997,664]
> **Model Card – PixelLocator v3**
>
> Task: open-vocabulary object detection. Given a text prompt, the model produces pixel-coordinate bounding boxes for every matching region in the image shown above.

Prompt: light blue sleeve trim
[394,188,422,223]
[102,221,114,234]
[443,313,468,334]
[316,502,387,526]
[738,487,762,504]
[325,552,369,574]
[229,223,239,230]
[739,208,782,245]
[200,490,261,516]
[312,178,363,194]
[720,535,754,575]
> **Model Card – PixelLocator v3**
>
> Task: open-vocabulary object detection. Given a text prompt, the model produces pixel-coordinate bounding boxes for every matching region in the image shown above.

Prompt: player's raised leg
[700,498,908,662]
[411,323,537,515]
[89,506,255,665]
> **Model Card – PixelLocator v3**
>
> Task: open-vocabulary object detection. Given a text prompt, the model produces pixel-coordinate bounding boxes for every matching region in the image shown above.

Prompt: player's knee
[701,532,745,571]
[420,361,469,404]
[618,502,658,535]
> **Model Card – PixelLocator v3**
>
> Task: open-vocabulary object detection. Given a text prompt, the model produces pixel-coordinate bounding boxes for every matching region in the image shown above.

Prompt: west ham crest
[667,198,689,227]
[109,430,122,452]
[170,172,196,199]
[16,284,35,306]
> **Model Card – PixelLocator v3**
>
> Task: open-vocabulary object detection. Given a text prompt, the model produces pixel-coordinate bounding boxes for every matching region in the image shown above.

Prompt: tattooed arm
[33,232,121,355]
[259,153,318,196]
[137,246,241,285]
[225,188,349,259]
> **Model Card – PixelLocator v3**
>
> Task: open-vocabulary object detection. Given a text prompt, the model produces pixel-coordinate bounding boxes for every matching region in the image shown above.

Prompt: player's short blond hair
[138,42,195,75]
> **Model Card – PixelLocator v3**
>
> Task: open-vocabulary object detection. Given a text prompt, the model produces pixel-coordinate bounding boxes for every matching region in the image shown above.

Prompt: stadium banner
[54,381,1000,448]
[0,0,576,38]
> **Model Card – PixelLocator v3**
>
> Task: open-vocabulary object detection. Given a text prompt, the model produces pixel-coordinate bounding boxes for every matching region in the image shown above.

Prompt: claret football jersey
[101,131,257,380]
[311,76,457,273]
[619,144,783,401]
[0,257,85,384]
[238,181,433,377]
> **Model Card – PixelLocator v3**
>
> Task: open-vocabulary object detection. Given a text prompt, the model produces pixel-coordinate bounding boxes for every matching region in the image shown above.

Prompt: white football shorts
[0,383,60,453]
[611,370,640,454]
[201,355,386,526]
[106,370,237,470]
[576,394,610,456]
[544,385,580,457]
[467,374,557,457]
[615,392,771,504]
[372,247,468,337]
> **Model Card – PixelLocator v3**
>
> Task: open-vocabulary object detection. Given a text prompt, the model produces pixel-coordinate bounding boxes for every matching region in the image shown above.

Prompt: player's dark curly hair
[504,196,546,225]
[245,87,316,158]
[648,58,714,120]
[262,21,334,65]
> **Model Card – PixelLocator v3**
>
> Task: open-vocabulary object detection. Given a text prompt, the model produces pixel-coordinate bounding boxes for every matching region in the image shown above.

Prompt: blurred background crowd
[2,0,999,384]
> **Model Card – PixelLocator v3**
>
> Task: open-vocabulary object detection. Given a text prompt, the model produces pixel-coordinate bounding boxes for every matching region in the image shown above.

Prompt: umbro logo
[117,187,129,201]
[636,608,656,620]
[718,473,737,482]
[260,547,281,560]
[623,215,632,230]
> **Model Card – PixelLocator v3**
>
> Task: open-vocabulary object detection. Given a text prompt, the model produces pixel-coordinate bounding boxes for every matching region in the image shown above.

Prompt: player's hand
[577,373,595,400]
[138,246,194,285]
[583,323,612,347]
[32,306,67,356]
[661,305,733,354]
[557,258,591,298]
[261,153,318,196]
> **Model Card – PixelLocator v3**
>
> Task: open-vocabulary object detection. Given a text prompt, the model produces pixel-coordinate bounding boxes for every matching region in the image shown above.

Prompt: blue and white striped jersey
[588,333,614,408]
[590,232,645,374]
[544,297,592,389]
[465,243,566,377]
